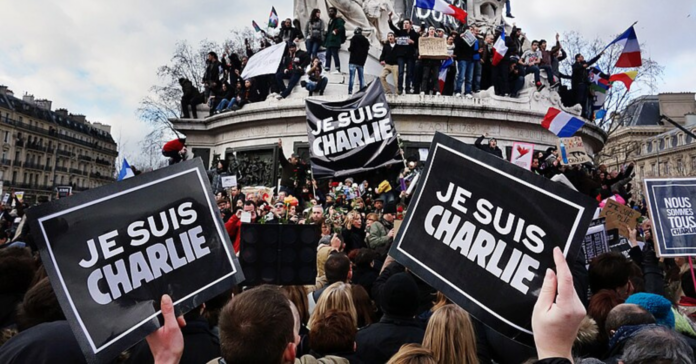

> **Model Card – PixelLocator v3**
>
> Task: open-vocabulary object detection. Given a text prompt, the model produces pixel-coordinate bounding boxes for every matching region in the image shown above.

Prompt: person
[588,252,634,299]
[419,27,440,96]
[341,210,366,252]
[347,27,370,95]
[379,32,400,94]
[224,200,257,253]
[470,27,483,93]
[605,303,656,339]
[351,249,379,297]
[480,34,495,92]
[309,253,352,313]
[279,18,302,45]
[276,43,310,100]
[232,79,262,110]
[229,185,245,208]
[454,27,476,98]
[179,78,204,119]
[212,82,236,114]
[520,40,545,92]
[388,14,419,94]
[203,51,222,101]
[622,325,694,364]
[356,273,425,363]
[475,133,503,158]
[572,52,603,119]
[387,344,437,364]
[550,34,568,81]
[491,28,513,96]
[162,137,187,165]
[307,282,357,329]
[366,203,395,254]
[503,0,514,18]
[422,304,478,364]
[351,284,376,328]
[308,310,362,363]
[539,38,560,88]
[324,7,346,74]
[587,289,625,350]
[305,9,325,59]
[508,56,526,98]
[302,58,329,96]
[278,139,308,196]
[207,159,230,195]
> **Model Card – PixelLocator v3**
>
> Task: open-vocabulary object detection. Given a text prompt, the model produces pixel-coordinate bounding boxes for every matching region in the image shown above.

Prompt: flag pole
[410,2,417,22]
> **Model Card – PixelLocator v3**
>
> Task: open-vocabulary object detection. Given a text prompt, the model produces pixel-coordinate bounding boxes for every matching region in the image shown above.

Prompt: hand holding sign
[146,295,185,364]
[532,247,586,361]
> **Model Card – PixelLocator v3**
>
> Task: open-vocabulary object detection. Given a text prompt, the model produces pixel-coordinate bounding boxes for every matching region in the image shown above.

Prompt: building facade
[0,85,118,203]
[600,93,696,200]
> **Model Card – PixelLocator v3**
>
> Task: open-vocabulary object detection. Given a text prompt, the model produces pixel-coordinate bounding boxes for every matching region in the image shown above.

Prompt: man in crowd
[225,200,257,253]
[348,27,370,95]
[178,78,204,119]
[279,18,302,45]
[520,40,545,92]
[453,26,476,98]
[162,137,188,165]
[475,133,504,158]
[278,139,308,198]
[229,185,245,208]
[572,51,603,119]
[388,13,419,94]
[275,43,310,100]
[324,7,345,74]
[308,253,352,313]
[379,32,400,94]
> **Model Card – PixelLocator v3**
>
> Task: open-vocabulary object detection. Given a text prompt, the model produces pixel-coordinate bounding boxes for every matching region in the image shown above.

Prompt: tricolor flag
[415,0,467,22]
[269,6,279,29]
[605,25,642,68]
[492,27,508,66]
[117,158,135,181]
[438,58,454,93]
[609,70,638,91]
[252,20,262,33]
[541,108,585,138]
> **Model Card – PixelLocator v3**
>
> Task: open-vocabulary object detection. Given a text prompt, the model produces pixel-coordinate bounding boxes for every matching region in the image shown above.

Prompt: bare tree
[560,30,664,138]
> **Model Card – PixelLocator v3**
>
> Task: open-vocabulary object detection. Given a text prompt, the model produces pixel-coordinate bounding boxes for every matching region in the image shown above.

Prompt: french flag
[415,0,467,22]
[438,58,453,92]
[492,27,508,66]
[605,26,642,68]
[541,108,585,138]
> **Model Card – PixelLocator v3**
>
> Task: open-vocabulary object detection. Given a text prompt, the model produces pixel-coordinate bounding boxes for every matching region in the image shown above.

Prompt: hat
[374,196,385,203]
[626,293,675,328]
[383,202,397,215]
[380,273,420,317]
[344,177,354,184]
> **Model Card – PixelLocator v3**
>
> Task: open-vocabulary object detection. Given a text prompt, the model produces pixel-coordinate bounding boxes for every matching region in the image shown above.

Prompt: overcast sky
[1,0,694,159]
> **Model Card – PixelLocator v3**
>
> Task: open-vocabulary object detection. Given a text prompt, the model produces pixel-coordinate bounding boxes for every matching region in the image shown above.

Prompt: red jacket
[225,214,242,253]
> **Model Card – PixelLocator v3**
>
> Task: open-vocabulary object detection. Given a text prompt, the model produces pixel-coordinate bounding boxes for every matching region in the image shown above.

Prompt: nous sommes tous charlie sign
[28,159,242,363]
[390,133,595,342]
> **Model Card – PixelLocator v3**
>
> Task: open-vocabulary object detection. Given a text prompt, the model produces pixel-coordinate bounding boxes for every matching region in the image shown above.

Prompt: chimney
[0,85,7,95]
[55,108,69,118]
[35,99,52,111]
[70,114,87,123]
[23,93,35,104]
[92,122,112,134]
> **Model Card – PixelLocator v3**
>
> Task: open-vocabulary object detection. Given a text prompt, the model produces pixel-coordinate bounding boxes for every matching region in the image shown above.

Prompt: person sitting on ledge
[301,58,328,97]
[178,78,204,119]
[230,79,261,111]
[275,42,310,100]
[212,82,236,115]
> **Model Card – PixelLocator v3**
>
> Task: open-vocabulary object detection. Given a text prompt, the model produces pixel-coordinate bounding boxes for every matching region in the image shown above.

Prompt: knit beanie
[626,293,675,328]
[380,272,419,317]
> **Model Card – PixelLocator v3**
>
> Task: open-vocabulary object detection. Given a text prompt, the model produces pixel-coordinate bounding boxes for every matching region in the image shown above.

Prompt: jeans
[325,47,341,71]
[506,0,512,15]
[216,98,236,111]
[305,77,328,94]
[276,71,303,98]
[473,61,482,92]
[455,60,475,94]
[348,64,364,94]
[397,57,416,92]
[525,65,541,83]
[306,38,320,59]
[540,65,556,84]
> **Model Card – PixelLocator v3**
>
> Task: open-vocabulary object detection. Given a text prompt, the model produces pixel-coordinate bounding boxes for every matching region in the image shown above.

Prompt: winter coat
[180,79,202,100]
[388,20,419,58]
[0,321,86,364]
[355,315,425,364]
[341,226,366,252]
[203,60,222,89]
[281,49,311,75]
[348,34,370,66]
[295,355,350,364]
[366,220,391,250]
[352,265,379,297]
[474,135,504,159]
[379,43,399,65]
[454,35,476,61]
[572,54,602,88]
[279,150,308,188]
[306,18,326,42]
[280,24,302,43]
[324,17,346,48]
[127,317,220,364]
[208,168,229,195]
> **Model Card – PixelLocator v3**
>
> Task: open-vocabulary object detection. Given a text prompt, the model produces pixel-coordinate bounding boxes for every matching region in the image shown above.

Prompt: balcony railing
[69,168,83,175]
[78,155,93,162]
[95,158,112,166]
[26,143,48,152]
[23,162,46,171]
[44,165,53,171]
[13,160,22,167]
[0,158,11,166]
[57,150,74,158]
[55,166,68,173]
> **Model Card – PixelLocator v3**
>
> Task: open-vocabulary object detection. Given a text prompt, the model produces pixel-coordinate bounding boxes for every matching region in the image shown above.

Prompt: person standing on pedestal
[324,7,346,74]
[388,13,419,94]
[348,27,370,95]
[379,33,400,94]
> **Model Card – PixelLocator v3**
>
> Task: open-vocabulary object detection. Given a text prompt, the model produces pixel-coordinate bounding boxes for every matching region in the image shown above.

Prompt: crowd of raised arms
[179,5,601,122]
[1,125,695,364]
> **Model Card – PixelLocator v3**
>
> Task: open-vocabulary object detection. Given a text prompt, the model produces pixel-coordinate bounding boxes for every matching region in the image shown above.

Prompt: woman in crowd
[304,9,325,60]
[422,304,478,364]
[307,282,358,329]
[342,210,366,253]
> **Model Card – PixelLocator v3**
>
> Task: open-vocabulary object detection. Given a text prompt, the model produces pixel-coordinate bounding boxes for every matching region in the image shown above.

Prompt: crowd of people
[179,8,604,120]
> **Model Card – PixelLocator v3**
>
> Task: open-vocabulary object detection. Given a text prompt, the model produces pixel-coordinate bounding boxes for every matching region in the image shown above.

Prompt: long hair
[281,285,310,326]
[423,304,478,364]
[344,210,361,230]
[307,282,357,329]
[387,344,438,364]
[351,284,376,328]
[310,8,321,20]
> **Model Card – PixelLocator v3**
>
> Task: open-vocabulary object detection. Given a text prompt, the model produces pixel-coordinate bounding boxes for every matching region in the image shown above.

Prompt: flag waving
[269,6,279,29]
[492,27,508,66]
[605,25,642,68]
[541,108,585,138]
[252,20,262,32]
[609,70,638,91]
[415,0,467,22]
[117,159,135,181]
[438,58,454,93]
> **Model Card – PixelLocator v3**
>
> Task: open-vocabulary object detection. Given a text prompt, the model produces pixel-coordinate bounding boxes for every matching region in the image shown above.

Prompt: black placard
[239,223,319,285]
[388,132,596,344]
[644,178,696,257]
[27,158,243,363]
[305,81,402,179]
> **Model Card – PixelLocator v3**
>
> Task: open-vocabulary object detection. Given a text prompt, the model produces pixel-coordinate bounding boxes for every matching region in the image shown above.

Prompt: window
[659,139,665,150]
[12,171,17,184]
[44,176,48,186]
[23,172,27,183]
[3,131,9,143]
[671,136,678,148]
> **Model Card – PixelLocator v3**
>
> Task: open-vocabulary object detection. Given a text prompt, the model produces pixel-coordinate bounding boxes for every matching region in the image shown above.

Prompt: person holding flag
[491,25,511,96]
[571,51,603,119]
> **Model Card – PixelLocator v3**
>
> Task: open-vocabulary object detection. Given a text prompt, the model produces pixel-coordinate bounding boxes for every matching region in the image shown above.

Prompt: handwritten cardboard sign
[419,37,449,59]
[558,137,592,166]
[600,199,641,238]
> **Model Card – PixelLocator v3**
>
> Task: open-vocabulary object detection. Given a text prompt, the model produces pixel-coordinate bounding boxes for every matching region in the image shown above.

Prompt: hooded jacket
[348,33,370,66]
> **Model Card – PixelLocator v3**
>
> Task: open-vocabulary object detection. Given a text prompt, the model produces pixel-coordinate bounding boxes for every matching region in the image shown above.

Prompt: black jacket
[454,35,475,61]
[388,20,419,58]
[348,34,370,66]
[180,79,202,100]
[0,321,86,364]
[280,49,311,75]
[379,43,399,65]
[356,315,425,364]
[279,24,302,43]
[571,54,602,87]
[279,149,308,188]
[342,226,366,252]
[475,135,504,159]
[203,60,221,88]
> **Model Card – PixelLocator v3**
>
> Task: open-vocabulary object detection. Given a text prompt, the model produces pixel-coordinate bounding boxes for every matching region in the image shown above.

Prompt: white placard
[222,176,238,188]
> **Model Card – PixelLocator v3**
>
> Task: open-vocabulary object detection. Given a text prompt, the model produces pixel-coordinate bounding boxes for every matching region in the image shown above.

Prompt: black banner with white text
[644,178,696,257]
